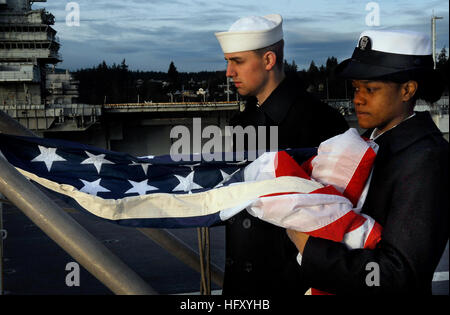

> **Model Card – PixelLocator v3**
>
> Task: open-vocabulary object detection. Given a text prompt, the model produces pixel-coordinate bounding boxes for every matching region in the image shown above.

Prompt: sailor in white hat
[287,30,448,295]
[215,14,285,104]
[215,15,349,295]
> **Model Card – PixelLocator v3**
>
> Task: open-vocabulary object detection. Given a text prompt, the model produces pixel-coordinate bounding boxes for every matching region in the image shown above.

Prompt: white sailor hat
[336,30,435,80]
[215,14,283,53]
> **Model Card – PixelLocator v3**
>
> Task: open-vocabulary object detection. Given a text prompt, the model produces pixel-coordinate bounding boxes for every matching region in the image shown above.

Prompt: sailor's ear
[263,51,277,71]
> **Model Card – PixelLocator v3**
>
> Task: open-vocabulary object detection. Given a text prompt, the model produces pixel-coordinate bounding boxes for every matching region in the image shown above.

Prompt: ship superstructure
[0,0,100,132]
[0,0,60,105]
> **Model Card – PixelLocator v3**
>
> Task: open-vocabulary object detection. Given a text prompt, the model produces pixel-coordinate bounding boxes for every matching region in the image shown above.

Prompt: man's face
[224,50,268,97]
[352,80,411,133]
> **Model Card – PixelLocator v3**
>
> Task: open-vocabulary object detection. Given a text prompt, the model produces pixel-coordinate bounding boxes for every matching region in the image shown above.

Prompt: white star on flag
[214,169,240,188]
[31,145,66,171]
[180,163,201,171]
[81,151,114,174]
[125,179,159,196]
[79,178,110,196]
[172,171,203,192]
[226,160,247,165]
[129,161,151,175]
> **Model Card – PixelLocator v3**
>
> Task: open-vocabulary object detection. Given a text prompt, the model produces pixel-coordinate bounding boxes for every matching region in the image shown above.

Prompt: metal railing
[104,100,240,107]
[326,97,450,116]
[0,71,37,82]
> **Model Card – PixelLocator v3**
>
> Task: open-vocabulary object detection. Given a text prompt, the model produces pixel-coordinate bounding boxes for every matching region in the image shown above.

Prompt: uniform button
[242,218,251,229]
[228,217,235,224]
[226,258,234,266]
[244,262,252,272]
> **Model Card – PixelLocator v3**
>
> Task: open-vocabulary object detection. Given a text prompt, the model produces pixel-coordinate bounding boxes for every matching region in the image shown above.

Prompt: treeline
[74,60,227,104]
[295,57,352,99]
[73,48,449,104]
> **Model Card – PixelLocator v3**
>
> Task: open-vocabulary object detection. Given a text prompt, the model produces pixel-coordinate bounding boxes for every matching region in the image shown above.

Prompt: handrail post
[138,228,224,288]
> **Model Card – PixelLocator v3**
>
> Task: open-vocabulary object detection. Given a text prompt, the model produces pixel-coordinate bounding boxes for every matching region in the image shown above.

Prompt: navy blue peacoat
[300,111,449,294]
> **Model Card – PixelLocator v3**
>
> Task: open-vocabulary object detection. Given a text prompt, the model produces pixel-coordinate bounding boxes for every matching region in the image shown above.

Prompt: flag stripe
[306,210,366,243]
[363,219,383,249]
[248,192,353,231]
[274,151,311,180]
[343,147,377,206]
[16,166,321,226]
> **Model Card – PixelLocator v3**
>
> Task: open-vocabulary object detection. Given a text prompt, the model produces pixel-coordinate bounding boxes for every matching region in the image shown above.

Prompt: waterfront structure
[0,0,59,106]
[0,0,100,132]
[46,67,80,105]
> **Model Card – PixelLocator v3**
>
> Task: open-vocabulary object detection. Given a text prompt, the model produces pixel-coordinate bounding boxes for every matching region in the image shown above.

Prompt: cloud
[38,0,448,72]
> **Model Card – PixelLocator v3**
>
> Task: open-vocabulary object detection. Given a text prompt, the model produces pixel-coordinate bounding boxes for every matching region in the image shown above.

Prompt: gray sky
[34,0,449,72]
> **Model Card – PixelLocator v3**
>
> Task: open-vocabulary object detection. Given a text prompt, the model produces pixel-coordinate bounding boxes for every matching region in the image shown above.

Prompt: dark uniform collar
[257,75,298,124]
[364,111,442,153]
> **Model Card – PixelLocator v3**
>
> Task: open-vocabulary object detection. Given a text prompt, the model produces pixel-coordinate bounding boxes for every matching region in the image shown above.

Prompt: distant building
[46,67,80,105]
[0,0,101,132]
[0,0,61,106]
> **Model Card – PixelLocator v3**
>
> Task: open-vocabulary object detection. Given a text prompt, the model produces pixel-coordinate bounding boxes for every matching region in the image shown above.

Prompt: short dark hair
[253,39,284,71]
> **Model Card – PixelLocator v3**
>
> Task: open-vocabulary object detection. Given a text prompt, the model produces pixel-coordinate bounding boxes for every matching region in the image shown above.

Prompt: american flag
[0,129,382,253]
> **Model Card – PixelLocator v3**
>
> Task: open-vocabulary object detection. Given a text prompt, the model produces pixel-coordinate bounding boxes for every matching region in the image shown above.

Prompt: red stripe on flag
[301,155,315,177]
[343,147,376,206]
[260,191,302,198]
[309,185,344,197]
[274,151,311,179]
[311,288,333,295]
[306,210,366,242]
[363,221,383,249]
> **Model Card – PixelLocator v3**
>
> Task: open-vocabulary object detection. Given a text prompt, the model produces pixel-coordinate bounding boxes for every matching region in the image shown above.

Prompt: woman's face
[352,80,414,133]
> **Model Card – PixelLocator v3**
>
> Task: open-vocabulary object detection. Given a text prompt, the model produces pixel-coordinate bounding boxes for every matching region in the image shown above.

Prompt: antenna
[431,12,443,69]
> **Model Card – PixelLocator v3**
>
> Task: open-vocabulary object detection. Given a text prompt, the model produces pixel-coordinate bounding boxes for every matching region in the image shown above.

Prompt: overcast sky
[34,0,449,73]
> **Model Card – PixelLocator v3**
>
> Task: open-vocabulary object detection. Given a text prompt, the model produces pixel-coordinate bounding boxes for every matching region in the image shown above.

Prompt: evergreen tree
[436,46,448,70]
[168,61,179,90]
[325,57,338,75]
[308,60,318,73]
[120,58,128,72]
[436,47,449,94]
[283,59,298,74]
